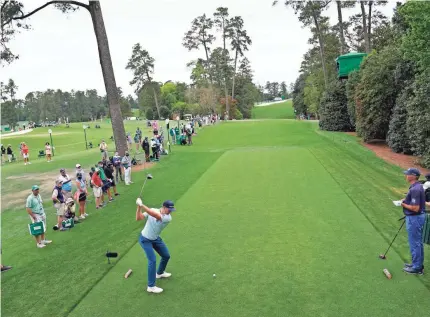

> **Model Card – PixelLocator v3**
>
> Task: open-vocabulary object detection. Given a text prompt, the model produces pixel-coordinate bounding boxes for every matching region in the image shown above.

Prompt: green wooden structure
[336,52,367,79]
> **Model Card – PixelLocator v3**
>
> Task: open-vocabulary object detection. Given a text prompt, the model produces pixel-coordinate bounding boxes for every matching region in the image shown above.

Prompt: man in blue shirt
[135,198,176,294]
[401,168,426,275]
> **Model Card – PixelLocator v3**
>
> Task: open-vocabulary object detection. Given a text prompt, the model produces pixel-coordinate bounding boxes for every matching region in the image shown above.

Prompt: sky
[1,0,399,99]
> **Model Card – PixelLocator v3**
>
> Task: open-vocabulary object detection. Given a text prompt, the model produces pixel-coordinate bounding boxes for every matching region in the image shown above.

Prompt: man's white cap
[76,164,81,168]
[423,181,430,190]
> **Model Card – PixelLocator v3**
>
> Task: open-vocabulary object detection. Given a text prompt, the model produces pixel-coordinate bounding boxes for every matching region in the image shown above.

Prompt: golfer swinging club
[136,197,176,294]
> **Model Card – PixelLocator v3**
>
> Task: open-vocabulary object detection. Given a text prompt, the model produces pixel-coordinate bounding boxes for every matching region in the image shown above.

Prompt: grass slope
[251,100,295,119]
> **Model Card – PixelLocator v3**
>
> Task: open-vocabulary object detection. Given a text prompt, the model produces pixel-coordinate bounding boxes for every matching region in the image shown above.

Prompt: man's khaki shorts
[54,203,65,216]
[93,187,102,198]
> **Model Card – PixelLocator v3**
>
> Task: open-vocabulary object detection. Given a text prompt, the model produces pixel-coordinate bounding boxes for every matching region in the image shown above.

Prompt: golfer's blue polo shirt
[403,182,426,216]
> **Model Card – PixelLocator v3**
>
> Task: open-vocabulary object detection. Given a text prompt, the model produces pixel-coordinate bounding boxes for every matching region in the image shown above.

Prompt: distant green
[251,100,295,119]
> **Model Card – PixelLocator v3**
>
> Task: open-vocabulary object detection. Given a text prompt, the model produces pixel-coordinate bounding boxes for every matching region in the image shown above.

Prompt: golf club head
[146,174,153,180]
[379,254,387,260]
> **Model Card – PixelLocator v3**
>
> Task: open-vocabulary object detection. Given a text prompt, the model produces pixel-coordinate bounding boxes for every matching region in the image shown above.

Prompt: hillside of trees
[283,1,430,168]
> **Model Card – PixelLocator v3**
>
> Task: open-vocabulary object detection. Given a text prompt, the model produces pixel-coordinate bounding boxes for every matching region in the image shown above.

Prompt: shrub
[319,81,352,132]
[355,47,402,141]
[387,85,413,154]
[159,106,171,119]
[145,108,154,120]
[345,71,360,129]
[405,71,430,167]
[234,109,243,120]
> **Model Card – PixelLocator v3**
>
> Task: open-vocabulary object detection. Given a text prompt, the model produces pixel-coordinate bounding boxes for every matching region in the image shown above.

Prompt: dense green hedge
[405,71,430,167]
[355,47,402,141]
[319,81,352,132]
[387,85,413,154]
[345,71,360,129]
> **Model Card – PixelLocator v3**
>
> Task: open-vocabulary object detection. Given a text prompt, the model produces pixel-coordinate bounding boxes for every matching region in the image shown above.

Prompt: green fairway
[1,120,429,317]
[251,100,295,119]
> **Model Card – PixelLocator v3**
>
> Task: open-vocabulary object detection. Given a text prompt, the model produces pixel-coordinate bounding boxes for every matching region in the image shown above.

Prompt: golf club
[138,173,153,198]
[379,219,406,260]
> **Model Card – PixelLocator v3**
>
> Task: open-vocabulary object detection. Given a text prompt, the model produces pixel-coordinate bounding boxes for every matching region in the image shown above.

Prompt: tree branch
[4,0,89,26]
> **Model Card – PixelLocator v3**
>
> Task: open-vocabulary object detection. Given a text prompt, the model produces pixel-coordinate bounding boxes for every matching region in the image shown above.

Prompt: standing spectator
[58,168,73,199]
[75,172,88,219]
[134,132,140,153]
[6,145,13,163]
[169,127,176,144]
[126,133,133,151]
[75,164,86,185]
[45,142,52,162]
[104,162,120,197]
[52,180,66,231]
[98,161,114,202]
[122,151,133,185]
[112,152,123,182]
[99,139,108,160]
[186,124,193,145]
[91,168,104,209]
[22,142,31,165]
[26,185,52,248]
[136,127,142,142]
[1,144,5,164]
[400,168,426,275]
[142,137,150,162]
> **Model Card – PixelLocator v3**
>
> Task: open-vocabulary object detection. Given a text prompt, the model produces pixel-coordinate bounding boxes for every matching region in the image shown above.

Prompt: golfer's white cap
[424,181,430,190]
[76,164,81,168]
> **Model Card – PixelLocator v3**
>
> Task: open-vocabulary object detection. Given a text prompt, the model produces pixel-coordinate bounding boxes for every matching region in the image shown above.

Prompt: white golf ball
[213,274,216,277]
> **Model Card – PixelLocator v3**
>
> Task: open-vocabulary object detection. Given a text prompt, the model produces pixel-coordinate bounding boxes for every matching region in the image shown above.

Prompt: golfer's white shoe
[36,243,46,248]
[156,272,172,279]
[42,240,52,244]
[147,286,163,294]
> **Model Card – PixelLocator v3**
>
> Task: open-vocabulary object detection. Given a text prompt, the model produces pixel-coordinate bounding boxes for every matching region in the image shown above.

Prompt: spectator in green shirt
[26,185,52,248]
[98,161,113,202]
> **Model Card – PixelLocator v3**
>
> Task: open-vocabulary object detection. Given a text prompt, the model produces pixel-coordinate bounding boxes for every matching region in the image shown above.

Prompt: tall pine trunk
[367,1,373,51]
[222,24,229,119]
[360,1,370,53]
[89,1,127,155]
[231,49,238,103]
[145,70,160,118]
[336,1,346,54]
[152,87,160,118]
[312,12,328,89]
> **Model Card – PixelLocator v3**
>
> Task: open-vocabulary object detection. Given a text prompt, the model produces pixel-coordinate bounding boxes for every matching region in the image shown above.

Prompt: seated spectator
[52,180,67,231]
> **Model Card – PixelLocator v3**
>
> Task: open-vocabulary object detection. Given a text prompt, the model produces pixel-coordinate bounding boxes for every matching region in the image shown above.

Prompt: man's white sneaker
[79,215,86,220]
[37,243,46,248]
[42,240,52,244]
[84,213,89,217]
[147,286,163,294]
[156,272,172,279]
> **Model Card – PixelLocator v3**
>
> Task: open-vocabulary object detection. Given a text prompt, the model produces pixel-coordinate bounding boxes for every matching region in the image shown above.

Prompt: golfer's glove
[136,198,143,206]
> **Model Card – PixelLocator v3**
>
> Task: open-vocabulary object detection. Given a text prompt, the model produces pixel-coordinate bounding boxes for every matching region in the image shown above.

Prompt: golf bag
[423,213,430,245]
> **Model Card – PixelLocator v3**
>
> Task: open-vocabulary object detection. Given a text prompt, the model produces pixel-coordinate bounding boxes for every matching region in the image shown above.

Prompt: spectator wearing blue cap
[135,198,176,294]
[401,168,426,275]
